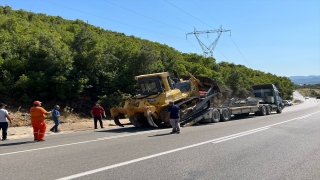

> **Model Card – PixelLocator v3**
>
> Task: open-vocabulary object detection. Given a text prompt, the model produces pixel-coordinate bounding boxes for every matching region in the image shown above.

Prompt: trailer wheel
[211,109,220,123]
[220,109,230,122]
[266,106,271,115]
[260,106,267,116]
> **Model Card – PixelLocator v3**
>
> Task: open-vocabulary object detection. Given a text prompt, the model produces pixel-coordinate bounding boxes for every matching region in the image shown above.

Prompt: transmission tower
[186,25,231,57]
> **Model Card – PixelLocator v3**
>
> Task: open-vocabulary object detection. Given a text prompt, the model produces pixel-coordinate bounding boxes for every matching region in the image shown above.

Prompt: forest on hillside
[0,6,295,115]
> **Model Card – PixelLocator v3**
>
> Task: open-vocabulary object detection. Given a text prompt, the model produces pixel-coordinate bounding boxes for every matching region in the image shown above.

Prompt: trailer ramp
[181,108,214,127]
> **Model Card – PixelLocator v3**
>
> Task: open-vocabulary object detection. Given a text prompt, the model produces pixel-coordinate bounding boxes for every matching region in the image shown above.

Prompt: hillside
[289,75,320,85]
[0,6,294,114]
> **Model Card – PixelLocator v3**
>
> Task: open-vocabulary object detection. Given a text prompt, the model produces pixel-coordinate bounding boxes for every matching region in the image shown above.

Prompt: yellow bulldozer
[110,71,221,127]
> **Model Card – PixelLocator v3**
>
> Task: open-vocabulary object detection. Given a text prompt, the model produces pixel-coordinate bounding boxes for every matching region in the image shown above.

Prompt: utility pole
[186,25,231,57]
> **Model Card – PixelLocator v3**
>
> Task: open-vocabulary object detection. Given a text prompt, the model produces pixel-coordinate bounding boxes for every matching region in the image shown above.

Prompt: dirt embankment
[6,118,130,140]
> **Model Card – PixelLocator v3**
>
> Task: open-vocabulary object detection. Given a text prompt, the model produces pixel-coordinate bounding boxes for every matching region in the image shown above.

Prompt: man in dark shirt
[166,101,180,134]
[50,105,62,133]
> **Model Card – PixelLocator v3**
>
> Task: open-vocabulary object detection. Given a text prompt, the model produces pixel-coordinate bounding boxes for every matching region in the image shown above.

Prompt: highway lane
[0,101,319,180]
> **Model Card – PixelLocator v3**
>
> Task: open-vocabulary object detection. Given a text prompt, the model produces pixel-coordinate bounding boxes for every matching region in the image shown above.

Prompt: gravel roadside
[4,119,131,140]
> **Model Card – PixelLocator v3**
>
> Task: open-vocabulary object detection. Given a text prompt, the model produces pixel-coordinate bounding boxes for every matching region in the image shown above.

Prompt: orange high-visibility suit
[30,106,48,140]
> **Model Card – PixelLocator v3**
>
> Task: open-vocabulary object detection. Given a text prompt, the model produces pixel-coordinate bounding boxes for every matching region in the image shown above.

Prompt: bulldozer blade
[129,116,141,127]
[114,116,124,127]
[147,113,158,127]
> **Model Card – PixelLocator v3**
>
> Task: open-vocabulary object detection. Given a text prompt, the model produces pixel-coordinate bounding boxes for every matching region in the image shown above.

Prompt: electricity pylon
[186,25,231,57]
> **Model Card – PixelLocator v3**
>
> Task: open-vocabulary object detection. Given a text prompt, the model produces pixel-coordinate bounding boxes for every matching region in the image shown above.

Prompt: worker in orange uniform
[30,101,51,142]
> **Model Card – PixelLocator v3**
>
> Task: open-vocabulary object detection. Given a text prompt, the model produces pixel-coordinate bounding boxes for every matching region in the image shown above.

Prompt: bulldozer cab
[135,72,174,95]
[138,77,163,95]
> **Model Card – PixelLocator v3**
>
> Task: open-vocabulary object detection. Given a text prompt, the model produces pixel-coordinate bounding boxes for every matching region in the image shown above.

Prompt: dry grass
[297,88,320,97]
[8,109,92,127]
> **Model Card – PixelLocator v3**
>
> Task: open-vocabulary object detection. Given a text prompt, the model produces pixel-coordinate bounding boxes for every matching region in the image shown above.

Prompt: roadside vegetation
[295,84,320,97]
[0,6,294,118]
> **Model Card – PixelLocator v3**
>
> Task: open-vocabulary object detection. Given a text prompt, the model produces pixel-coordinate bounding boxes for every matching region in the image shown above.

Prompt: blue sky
[1,0,319,77]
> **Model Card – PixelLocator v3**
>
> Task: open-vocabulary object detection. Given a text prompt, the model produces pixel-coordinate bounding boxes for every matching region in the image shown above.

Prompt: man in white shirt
[0,103,12,141]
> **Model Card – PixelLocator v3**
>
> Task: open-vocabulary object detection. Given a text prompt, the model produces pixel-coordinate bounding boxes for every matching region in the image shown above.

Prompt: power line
[163,0,213,29]
[41,0,210,55]
[143,0,195,29]
[41,0,185,40]
[190,0,221,26]
[163,0,234,59]
[229,36,249,65]
[141,0,203,54]
[103,0,188,33]
[188,0,249,65]
[186,39,202,53]
[215,48,229,61]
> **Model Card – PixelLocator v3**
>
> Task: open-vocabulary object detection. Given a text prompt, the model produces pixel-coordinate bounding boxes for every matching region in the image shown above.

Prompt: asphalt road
[1,98,320,180]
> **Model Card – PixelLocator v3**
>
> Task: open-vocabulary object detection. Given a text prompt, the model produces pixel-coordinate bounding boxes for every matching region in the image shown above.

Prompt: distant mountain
[289,75,320,84]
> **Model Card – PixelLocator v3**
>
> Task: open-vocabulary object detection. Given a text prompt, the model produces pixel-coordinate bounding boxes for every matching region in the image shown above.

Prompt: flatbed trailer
[182,100,281,127]
[182,84,284,126]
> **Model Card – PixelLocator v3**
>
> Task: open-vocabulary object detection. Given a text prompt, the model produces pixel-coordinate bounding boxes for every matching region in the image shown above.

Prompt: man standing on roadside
[91,103,106,129]
[0,103,12,141]
[166,101,181,134]
[30,101,51,142]
[50,105,62,133]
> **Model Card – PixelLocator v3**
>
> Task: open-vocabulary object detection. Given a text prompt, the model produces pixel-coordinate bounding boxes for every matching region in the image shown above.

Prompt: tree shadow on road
[94,126,169,134]
[148,133,173,137]
[0,140,35,147]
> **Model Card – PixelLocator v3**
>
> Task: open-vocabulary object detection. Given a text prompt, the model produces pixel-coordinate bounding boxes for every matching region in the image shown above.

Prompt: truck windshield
[253,90,273,98]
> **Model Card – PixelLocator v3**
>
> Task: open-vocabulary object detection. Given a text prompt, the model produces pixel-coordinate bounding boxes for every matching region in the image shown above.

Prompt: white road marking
[56,111,320,180]
[212,127,269,143]
[0,129,167,156]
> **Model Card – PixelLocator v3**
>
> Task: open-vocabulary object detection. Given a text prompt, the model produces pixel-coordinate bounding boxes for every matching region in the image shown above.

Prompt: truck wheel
[260,106,266,116]
[266,106,271,115]
[211,109,220,123]
[276,104,283,113]
[220,109,230,122]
